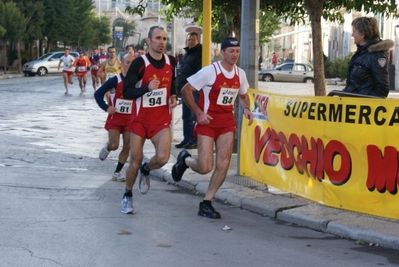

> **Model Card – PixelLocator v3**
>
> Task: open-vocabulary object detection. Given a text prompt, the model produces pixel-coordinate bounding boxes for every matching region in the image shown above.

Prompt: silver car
[258,63,314,83]
[23,51,79,76]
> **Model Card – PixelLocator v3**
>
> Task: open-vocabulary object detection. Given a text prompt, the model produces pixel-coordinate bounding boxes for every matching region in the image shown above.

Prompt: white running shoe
[99,143,109,161]
[112,172,125,182]
[121,196,134,214]
[138,169,150,194]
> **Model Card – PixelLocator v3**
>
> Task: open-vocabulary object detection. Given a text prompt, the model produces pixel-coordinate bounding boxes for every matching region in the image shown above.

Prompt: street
[0,75,398,267]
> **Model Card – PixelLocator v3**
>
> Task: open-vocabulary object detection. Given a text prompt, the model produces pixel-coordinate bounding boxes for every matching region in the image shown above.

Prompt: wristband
[243,107,250,112]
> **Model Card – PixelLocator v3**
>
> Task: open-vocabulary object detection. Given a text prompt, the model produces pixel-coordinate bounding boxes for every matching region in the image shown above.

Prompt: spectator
[271,52,278,68]
[342,16,394,98]
[175,32,202,149]
[212,48,222,63]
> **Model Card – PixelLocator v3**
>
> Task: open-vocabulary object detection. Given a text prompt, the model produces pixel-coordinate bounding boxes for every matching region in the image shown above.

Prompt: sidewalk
[160,81,399,250]
[0,72,24,80]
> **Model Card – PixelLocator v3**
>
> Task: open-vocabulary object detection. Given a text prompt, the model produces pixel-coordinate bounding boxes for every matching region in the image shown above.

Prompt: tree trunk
[233,6,241,43]
[29,41,35,61]
[305,0,326,96]
[46,38,53,53]
[17,40,22,73]
[4,42,7,74]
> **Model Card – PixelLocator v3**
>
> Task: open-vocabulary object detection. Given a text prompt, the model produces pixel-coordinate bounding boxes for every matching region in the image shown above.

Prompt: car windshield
[36,53,54,61]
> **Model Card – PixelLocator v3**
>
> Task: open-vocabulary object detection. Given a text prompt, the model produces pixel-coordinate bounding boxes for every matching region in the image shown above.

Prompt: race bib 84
[216,87,239,106]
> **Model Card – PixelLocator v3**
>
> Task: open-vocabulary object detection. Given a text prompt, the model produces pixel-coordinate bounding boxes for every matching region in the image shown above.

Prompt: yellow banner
[240,89,399,220]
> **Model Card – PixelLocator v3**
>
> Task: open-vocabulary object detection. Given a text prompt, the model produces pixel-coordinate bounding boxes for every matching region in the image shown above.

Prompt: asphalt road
[0,75,398,267]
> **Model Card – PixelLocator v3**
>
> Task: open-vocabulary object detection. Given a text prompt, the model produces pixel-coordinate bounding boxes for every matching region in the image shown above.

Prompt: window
[281,64,293,71]
[294,64,305,72]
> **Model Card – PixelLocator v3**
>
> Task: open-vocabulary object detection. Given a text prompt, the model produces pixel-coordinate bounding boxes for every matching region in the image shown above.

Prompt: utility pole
[236,0,259,173]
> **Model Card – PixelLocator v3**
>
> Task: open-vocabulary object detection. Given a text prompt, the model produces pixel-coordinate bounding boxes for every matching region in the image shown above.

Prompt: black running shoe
[171,150,191,182]
[198,201,221,219]
[175,140,188,148]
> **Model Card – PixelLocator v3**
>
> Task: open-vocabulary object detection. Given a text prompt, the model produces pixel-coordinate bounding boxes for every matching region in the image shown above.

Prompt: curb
[145,154,399,250]
[0,74,24,80]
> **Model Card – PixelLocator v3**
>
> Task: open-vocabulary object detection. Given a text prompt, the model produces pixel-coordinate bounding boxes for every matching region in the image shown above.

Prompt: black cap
[221,37,240,50]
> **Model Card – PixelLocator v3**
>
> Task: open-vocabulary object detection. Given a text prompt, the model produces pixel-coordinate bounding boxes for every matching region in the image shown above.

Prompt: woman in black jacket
[343,17,394,98]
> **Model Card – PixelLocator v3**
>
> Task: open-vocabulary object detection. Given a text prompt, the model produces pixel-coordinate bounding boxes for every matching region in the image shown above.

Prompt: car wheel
[304,78,313,83]
[262,74,273,82]
[37,67,47,76]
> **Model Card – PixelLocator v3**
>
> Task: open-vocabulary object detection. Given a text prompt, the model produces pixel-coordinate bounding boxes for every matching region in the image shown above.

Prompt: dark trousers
[181,91,199,144]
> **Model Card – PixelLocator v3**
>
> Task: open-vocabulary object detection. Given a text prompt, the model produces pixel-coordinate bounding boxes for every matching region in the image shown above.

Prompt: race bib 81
[115,98,133,114]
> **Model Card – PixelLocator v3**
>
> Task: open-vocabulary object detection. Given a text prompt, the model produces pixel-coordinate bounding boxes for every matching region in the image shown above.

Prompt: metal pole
[202,0,212,67]
[237,0,259,174]
[158,0,161,26]
[99,0,101,22]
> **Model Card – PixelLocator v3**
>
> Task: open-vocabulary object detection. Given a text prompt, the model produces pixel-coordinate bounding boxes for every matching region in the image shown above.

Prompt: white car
[23,51,79,76]
[258,63,314,83]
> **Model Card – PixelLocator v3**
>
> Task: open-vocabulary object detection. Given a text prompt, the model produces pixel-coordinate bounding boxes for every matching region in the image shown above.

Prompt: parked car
[258,63,314,83]
[23,51,79,76]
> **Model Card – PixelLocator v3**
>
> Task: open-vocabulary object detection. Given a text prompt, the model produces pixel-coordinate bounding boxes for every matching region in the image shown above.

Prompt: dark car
[23,51,79,76]
[258,63,314,83]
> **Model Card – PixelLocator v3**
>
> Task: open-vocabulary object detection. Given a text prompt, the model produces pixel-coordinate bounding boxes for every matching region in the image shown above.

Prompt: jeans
[181,91,199,144]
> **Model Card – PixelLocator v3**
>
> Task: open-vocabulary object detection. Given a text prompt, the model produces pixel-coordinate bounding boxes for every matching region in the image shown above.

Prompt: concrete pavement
[165,80,399,251]
[2,72,399,250]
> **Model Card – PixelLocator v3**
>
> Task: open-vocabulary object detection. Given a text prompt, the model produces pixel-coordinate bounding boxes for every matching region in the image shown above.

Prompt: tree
[113,20,136,49]
[42,0,95,51]
[4,0,45,62]
[126,0,280,46]
[0,1,27,74]
[95,15,113,46]
[128,0,398,96]
[259,10,281,45]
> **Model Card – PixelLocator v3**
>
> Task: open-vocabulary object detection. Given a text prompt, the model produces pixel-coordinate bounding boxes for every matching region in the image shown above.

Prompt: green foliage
[93,15,113,46]
[125,0,147,17]
[0,1,27,42]
[328,53,353,81]
[6,0,45,42]
[126,0,281,45]
[261,0,398,25]
[0,25,5,38]
[113,20,136,48]
[259,10,281,44]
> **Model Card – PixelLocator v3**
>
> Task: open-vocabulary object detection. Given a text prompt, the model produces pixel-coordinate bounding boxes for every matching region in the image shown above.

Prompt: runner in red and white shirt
[57,48,75,95]
[90,48,101,90]
[73,50,91,95]
[172,37,253,219]
[97,46,108,84]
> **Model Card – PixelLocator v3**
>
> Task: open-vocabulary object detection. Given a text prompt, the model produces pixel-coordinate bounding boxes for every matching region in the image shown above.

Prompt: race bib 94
[142,87,167,108]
